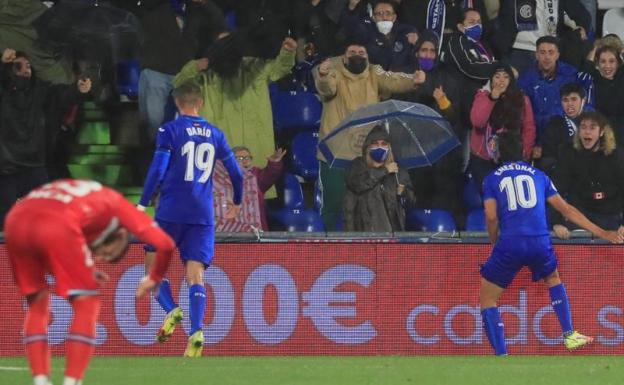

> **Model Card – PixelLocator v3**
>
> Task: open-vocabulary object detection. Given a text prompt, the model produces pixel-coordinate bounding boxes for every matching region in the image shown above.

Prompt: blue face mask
[464,24,482,41]
[369,146,389,163]
[418,57,435,72]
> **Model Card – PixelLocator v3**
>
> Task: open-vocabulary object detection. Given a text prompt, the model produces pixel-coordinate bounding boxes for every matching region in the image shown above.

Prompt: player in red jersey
[4,179,175,385]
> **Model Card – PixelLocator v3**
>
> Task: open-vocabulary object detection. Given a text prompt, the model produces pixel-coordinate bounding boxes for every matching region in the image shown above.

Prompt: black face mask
[10,75,31,91]
[345,56,368,74]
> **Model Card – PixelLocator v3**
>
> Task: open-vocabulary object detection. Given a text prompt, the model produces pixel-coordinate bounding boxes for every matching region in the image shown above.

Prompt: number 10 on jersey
[499,175,537,211]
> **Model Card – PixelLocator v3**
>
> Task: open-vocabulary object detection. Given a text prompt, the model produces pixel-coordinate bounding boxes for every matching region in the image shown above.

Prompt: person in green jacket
[0,0,74,85]
[173,32,296,200]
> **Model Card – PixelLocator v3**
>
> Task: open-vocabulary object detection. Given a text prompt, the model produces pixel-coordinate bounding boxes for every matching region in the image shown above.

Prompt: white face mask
[376,21,393,35]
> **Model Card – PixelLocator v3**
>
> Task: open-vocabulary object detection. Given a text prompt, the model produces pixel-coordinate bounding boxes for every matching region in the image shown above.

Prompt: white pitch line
[0,366,29,371]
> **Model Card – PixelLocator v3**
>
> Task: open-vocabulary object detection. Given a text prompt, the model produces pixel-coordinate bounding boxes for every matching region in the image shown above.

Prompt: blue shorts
[144,220,214,267]
[480,235,558,288]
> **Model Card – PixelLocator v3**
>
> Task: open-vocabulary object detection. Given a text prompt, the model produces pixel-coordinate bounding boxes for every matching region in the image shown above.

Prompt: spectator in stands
[518,36,592,155]
[341,0,419,71]
[213,146,286,232]
[398,0,490,40]
[344,125,415,232]
[491,0,590,74]
[314,40,426,230]
[442,8,497,133]
[394,32,464,225]
[539,82,591,175]
[226,0,295,58]
[597,34,624,55]
[551,111,624,239]
[578,0,596,35]
[0,0,74,85]
[400,32,461,129]
[582,44,624,142]
[470,63,535,189]
[138,0,225,145]
[0,48,91,230]
[173,32,296,198]
[294,0,346,60]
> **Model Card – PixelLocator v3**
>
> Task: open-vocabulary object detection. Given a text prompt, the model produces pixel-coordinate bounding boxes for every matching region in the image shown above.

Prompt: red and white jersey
[9,179,174,281]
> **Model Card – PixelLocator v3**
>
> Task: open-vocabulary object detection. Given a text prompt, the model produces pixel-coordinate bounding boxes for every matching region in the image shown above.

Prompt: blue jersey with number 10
[482,161,559,237]
[156,115,235,225]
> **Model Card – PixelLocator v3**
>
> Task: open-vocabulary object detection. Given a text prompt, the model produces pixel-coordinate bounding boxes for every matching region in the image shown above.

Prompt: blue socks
[549,283,573,335]
[481,283,573,355]
[156,280,207,336]
[156,278,177,313]
[189,284,207,335]
[481,307,507,356]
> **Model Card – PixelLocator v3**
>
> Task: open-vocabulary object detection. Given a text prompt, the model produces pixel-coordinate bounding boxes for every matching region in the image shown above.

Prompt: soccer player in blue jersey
[138,81,244,357]
[479,132,623,356]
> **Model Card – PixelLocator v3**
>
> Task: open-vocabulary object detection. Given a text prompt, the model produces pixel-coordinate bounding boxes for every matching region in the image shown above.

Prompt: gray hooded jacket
[343,125,415,232]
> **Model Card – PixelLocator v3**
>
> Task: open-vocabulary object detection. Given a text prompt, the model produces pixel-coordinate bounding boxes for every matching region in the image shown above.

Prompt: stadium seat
[313,178,322,214]
[603,8,624,40]
[334,212,344,232]
[270,84,322,133]
[282,172,304,209]
[224,10,237,31]
[312,179,344,230]
[290,132,319,181]
[405,209,457,232]
[465,209,486,231]
[116,59,140,100]
[463,173,483,210]
[291,61,319,93]
[268,208,325,232]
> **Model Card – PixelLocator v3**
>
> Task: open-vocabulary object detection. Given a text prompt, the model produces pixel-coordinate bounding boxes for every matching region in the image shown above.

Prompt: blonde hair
[572,111,616,155]
[598,34,624,54]
[172,81,203,107]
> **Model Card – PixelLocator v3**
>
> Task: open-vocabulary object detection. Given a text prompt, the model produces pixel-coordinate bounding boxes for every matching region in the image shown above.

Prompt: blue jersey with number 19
[155,115,236,225]
[482,161,559,237]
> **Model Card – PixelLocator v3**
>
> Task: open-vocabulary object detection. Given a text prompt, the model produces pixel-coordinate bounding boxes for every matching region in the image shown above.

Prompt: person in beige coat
[314,41,426,230]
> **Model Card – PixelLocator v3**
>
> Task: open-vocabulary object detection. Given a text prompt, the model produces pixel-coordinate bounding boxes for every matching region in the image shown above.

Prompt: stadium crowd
[1,0,624,237]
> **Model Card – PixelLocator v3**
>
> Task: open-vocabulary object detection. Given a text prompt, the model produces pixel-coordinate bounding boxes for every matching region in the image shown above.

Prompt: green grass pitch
[1,356,623,385]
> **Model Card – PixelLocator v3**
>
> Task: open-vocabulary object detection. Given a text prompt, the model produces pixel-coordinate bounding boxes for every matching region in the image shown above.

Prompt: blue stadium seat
[405,209,457,232]
[312,179,342,230]
[268,208,325,232]
[116,59,140,100]
[292,61,319,93]
[463,173,483,210]
[282,172,304,209]
[465,209,486,231]
[334,212,344,232]
[313,178,322,214]
[290,131,319,181]
[224,10,237,31]
[270,84,322,133]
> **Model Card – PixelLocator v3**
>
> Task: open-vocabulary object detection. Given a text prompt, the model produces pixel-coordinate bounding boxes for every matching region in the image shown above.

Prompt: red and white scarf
[213,160,262,232]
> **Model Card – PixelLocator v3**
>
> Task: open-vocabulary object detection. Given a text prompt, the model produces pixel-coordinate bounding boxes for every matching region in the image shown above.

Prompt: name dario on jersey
[494,163,536,176]
[186,126,212,138]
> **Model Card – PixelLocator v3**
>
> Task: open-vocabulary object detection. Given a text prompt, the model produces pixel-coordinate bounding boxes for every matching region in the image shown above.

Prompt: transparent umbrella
[318,100,460,169]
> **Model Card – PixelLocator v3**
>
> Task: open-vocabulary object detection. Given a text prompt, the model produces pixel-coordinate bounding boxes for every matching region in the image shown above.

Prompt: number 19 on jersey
[181,141,215,183]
